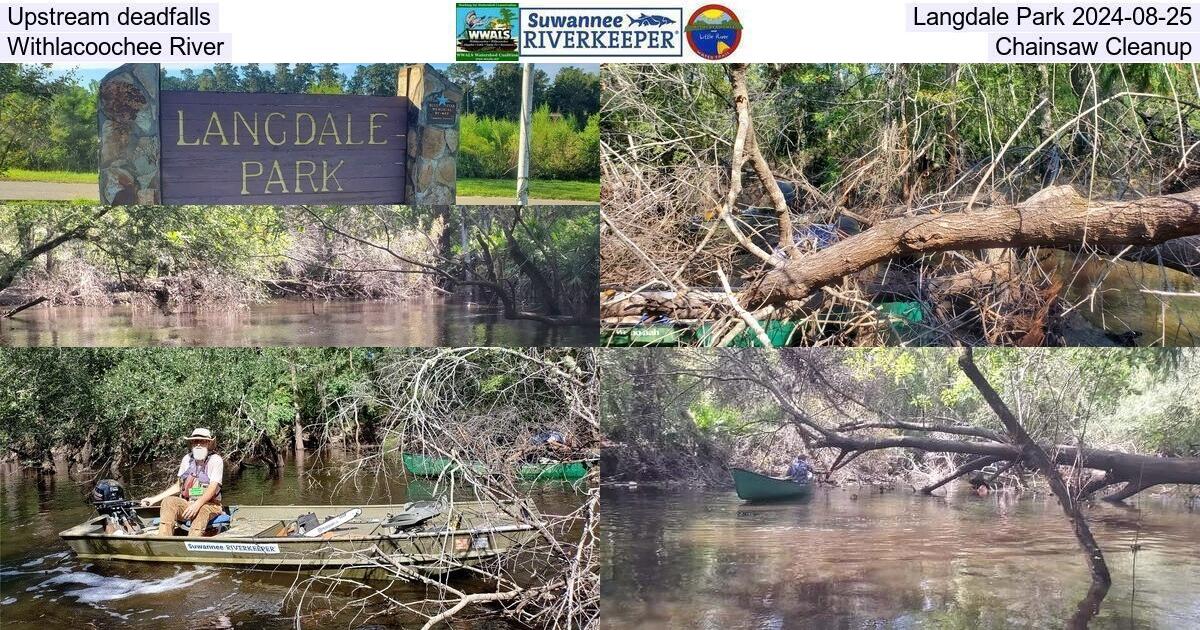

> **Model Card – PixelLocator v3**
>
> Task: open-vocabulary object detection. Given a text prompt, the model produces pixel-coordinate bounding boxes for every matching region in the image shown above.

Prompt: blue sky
[61,63,600,85]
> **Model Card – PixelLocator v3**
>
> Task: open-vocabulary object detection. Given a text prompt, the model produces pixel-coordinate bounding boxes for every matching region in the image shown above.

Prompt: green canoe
[403,453,588,481]
[730,467,813,501]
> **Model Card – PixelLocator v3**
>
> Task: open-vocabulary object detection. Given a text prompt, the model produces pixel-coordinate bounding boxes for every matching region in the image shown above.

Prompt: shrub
[458,106,600,181]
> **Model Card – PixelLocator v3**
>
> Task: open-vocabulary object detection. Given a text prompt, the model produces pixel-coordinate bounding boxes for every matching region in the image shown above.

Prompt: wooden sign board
[160,92,408,204]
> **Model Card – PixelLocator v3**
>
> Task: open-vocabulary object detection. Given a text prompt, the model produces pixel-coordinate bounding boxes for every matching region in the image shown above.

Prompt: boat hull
[402,453,587,481]
[59,501,540,575]
[730,468,813,502]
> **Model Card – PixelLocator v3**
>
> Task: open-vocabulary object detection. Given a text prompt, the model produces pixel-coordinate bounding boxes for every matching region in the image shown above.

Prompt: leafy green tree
[347,63,401,96]
[546,66,600,125]
[239,63,275,92]
[48,84,98,171]
[475,64,548,120]
[290,63,317,93]
[160,68,199,91]
[0,64,73,173]
[446,63,485,113]
[209,63,241,91]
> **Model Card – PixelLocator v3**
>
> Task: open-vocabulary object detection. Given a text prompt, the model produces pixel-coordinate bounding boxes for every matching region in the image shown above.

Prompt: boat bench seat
[150,507,236,536]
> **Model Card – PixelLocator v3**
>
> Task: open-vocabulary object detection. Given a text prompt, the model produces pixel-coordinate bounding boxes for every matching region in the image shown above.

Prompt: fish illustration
[627,13,676,27]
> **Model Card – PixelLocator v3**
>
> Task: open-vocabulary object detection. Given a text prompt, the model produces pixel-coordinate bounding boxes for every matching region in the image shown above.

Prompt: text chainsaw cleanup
[912,5,1194,60]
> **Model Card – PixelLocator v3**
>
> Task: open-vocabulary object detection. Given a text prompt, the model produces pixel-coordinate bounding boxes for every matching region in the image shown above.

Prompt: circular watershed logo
[685,4,742,60]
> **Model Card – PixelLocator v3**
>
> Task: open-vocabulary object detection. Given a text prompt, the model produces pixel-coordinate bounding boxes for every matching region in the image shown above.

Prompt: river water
[0,300,597,347]
[0,456,585,628]
[1059,256,1199,346]
[601,487,1200,629]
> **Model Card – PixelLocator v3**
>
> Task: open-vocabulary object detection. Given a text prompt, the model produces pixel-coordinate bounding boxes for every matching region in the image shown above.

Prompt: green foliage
[474,64,548,120]
[459,106,600,180]
[605,63,1200,201]
[690,398,741,435]
[1101,367,1200,456]
[602,348,1199,483]
[459,113,519,178]
[0,65,96,174]
[346,64,401,96]
[0,348,383,472]
[453,206,598,317]
[546,66,601,124]
[0,205,288,295]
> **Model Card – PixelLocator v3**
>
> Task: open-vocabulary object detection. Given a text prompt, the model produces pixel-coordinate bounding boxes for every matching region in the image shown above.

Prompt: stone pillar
[397,64,463,206]
[98,63,161,205]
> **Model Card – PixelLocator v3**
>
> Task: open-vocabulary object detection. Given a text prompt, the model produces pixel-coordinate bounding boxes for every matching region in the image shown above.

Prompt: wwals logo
[456,3,520,61]
[686,4,742,60]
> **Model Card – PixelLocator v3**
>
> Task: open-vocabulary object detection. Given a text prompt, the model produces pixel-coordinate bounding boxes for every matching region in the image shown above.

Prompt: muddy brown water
[0,300,597,347]
[0,457,584,629]
[1057,256,1199,346]
[601,487,1200,629]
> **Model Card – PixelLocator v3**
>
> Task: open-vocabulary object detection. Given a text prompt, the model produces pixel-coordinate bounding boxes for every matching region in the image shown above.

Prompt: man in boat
[138,428,225,537]
[786,455,811,482]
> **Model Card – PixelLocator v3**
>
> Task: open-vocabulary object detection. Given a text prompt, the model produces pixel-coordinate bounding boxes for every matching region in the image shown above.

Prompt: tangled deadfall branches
[601,63,1200,347]
[288,348,599,629]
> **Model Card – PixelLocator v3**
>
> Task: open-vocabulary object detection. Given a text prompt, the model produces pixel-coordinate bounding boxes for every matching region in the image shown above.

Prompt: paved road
[0,181,98,201]
[0,181,596,206]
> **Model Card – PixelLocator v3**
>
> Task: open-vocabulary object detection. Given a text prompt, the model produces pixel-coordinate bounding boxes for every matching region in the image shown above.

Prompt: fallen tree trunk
[3,295,47,318]
[815,432,1200,500]
[747,186,1200,305]
[602,186,1200,319]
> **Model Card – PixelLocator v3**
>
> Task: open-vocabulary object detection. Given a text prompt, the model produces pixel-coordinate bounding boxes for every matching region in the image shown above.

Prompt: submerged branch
[957,347,1111,626]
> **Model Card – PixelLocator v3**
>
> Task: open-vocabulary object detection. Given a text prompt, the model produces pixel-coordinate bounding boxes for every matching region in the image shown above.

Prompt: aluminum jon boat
[59,500,542,577]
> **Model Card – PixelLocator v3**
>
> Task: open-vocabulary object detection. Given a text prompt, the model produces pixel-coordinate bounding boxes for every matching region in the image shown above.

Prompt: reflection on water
[1057,254,1199,346]
[601,488,1200,629]
[0,300,597,347]
[0,457,582,628]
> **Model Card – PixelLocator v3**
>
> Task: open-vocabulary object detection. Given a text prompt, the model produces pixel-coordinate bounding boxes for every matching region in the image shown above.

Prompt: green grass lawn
[457,178,598,202]
[1,170,599,202]
[1,169,94,184]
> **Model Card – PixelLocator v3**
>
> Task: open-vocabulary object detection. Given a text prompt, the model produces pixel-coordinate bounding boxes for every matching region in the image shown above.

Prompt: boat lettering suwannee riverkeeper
[185,541,280,554]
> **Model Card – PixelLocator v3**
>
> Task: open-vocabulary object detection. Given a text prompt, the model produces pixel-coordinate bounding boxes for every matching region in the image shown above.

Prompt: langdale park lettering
[159,92,409,204]
[172,109,394,194]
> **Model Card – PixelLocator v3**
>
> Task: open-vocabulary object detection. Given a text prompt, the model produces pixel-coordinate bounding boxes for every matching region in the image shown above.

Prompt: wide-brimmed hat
[185,428,215,442]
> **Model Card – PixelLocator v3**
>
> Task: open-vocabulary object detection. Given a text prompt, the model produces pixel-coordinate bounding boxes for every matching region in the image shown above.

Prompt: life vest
[180,454,222,504]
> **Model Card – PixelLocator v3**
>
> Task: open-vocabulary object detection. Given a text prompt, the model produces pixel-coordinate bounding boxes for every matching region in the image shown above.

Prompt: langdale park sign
[98,64,462,205]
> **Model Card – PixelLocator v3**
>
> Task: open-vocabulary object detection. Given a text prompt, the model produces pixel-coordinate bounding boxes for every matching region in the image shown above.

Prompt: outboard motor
[91,479,142,534]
